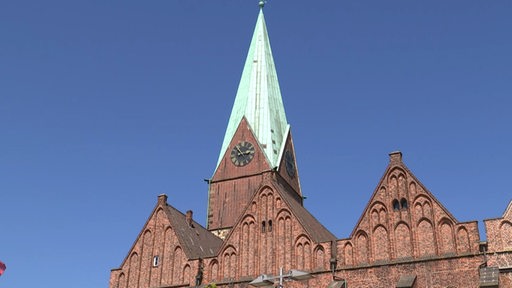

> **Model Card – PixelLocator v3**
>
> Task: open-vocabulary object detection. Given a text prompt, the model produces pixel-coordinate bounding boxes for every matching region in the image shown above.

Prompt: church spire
[216,5,289,170]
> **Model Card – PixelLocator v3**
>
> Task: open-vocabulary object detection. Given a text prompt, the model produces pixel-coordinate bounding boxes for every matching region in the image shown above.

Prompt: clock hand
[236,146,244,156]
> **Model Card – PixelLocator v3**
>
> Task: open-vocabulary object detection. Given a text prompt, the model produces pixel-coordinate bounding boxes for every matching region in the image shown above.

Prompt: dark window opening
[400,198,408,210]
[261,221,266,233]
[392,199,400,211]
[479,242,488,253]
[268,220,273,232]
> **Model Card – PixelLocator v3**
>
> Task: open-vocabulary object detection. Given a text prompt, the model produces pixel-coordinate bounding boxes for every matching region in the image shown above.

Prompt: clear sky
[1,1,511,287]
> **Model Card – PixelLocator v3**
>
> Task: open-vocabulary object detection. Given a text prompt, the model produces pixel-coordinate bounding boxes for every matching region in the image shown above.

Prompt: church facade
[109,5,512,288]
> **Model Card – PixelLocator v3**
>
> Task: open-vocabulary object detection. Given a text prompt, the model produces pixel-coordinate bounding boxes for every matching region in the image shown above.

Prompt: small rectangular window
[153,256,160,267]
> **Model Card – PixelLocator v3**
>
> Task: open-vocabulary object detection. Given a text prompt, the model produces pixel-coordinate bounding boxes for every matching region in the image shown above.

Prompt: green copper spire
[216,7,289,169]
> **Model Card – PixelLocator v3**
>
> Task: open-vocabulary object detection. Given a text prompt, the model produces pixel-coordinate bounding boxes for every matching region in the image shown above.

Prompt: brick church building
[109,3,512,288]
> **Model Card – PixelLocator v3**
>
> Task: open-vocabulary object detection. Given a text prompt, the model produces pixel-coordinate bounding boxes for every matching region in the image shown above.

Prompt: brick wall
[110,153,512,287]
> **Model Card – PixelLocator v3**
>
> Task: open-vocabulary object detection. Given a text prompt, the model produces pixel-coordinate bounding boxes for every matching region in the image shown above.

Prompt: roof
[216,7,289,171]
[276,180,337,243]
[165,205,223,259]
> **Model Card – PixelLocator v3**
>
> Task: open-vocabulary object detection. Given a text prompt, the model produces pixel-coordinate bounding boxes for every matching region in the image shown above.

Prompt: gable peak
[389,151,403,164]
[157,193,168,205]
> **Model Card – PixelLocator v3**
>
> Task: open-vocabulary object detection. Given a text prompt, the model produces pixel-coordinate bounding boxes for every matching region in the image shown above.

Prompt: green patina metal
[216,6,289,170]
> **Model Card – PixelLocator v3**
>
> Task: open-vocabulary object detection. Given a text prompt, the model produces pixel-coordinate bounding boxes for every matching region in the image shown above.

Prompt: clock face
[230,141,255,166]
[285,150,296,178]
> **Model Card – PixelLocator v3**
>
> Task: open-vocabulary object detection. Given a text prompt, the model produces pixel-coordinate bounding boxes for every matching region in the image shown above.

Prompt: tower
[207,3,302,237]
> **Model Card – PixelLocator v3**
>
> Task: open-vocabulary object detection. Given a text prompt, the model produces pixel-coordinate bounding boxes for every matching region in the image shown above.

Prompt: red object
[0,261,6,276]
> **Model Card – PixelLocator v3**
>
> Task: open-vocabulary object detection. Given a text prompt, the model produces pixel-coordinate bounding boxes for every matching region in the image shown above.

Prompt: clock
[230,141,255,166]
[285,150,296,178]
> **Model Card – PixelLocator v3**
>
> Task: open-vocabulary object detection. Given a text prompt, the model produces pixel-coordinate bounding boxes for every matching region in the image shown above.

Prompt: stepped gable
[219,173,336,252]
[344,151,480,265]
[215,173,336,276]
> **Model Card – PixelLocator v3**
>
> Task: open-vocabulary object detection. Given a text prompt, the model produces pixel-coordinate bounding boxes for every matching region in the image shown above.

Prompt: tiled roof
[165,205,223,259]
[276,180,337,243]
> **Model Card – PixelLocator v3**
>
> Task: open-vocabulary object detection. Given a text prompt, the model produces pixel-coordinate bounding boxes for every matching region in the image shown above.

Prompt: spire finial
[259,0,265,9]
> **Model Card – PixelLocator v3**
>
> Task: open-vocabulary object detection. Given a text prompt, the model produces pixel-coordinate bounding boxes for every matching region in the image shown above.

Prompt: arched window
[268,220,273,232]
[261,221,266,233]
[400,198,408,210]
[392,199,400,211]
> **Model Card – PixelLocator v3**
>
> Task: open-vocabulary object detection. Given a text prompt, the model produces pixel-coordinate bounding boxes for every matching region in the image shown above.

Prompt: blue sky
[1,1,511,287]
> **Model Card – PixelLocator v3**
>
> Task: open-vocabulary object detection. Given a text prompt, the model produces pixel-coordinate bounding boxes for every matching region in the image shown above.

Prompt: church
[109,3,512,287]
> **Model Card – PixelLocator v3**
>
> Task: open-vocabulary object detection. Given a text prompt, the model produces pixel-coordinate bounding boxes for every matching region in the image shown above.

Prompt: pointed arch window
[400,198,408,210]
[392,199,400,211]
